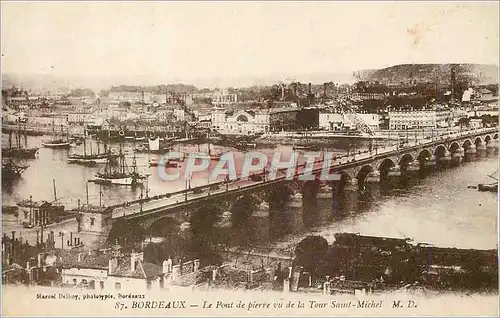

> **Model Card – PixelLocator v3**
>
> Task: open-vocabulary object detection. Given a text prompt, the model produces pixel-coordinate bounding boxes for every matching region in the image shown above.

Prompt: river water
[2,134,498,251]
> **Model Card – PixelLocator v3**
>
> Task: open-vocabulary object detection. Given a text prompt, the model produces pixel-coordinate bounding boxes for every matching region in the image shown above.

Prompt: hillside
[358,64,498,85]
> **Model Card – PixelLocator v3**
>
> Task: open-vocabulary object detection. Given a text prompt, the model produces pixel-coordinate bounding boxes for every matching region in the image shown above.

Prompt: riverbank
[2,123,84,137]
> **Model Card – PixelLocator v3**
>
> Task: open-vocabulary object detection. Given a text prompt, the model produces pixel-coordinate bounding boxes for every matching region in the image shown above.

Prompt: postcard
[1,1,498,317]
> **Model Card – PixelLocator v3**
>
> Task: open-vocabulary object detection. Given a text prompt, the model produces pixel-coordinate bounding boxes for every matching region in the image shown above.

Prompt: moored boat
[149,157,179,167]
[42,139,72,148]
[93,148,145,186]
[67,135,113,165]
[2,126,39,159]
[478,170,498,193]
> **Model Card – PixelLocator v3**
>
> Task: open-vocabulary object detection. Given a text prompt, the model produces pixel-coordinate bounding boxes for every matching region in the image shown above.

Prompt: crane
[338,97,375,136]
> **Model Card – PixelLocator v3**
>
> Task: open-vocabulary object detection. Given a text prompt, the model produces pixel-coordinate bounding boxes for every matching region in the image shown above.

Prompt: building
[269,107,301,132]
[210,108,270,135]
[67,112,94,125]
[319,111,345,131]
[476,88,495,101]
[28,114,68,126]
[357,113,381,131]
[59,250,204,291]
[60,251,165,291]
[191,89,238,105]
[388,107,452,130]
[107,92,168,104]
[173,109,187,121]
[16,200,64,227]
[469,118,483,129]
[319,112,380,132]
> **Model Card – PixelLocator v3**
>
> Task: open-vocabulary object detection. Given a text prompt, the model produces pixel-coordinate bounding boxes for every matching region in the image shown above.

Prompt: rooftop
[110,257,163,279]
[17,200,51,208]
[58,250,112,270]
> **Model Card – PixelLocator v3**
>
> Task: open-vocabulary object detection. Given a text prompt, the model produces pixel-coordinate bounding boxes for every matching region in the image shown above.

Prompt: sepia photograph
[1,1,499,317]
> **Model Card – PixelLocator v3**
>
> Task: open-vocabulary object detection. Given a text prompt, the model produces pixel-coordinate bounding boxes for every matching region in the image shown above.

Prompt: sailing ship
[67,129,115,165]
[42,123,72,148]
[478,170,498,193]
[94,147,145,186]
[2,125,39,159]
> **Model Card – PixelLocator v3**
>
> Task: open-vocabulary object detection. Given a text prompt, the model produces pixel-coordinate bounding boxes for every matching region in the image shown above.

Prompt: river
[2,134,498,252]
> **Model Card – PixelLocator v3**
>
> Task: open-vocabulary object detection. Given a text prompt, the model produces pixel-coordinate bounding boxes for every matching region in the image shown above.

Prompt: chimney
[37,253,42,267]
[308,83,312,95]
[323,83,327,97]
[163,257,173,274]
[172,264,181,282]
[130,251,143,271]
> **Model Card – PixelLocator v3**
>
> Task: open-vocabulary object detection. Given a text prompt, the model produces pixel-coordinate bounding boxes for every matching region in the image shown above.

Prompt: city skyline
[1,1,499,89]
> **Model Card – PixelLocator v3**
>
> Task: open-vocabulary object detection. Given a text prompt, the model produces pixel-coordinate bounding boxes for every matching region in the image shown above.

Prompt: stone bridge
[105,128,498,238]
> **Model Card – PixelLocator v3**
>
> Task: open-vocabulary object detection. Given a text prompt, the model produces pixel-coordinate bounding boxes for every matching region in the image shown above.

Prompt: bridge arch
[449,141,461,152]
[356,164,374,188]
[302,179,321,200]
[484,135,492,144]
[493,133,498,140]
[434,144,448,157]
[338,170,353,182]
[230,195,258,226]
[378,158,396,180]
[148,216,181,237]
[474,136,483,146]
[462,139,473,149]
[417,149,432,161]
[189,203,222,233]
[399,153,414,170]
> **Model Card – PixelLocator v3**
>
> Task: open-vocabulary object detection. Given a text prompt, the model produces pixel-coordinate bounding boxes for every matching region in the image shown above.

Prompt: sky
[1,1,499,87]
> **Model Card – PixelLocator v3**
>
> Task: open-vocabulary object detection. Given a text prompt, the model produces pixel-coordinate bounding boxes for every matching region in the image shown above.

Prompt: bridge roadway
[112,127,497,221]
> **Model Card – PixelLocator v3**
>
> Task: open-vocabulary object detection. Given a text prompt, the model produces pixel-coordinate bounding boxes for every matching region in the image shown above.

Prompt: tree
[293,235,330,278]
[457,117,470,128]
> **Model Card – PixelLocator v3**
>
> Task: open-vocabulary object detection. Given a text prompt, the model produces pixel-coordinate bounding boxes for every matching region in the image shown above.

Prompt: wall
[81,212,105,233]
[61,268,108,289]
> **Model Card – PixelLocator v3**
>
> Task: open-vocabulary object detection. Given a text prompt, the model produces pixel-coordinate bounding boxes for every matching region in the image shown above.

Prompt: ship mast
[83,134,87,156]
[16,125,21,148]
[23,123,28,148]
[53,179,58,203]
[120,144,125,175]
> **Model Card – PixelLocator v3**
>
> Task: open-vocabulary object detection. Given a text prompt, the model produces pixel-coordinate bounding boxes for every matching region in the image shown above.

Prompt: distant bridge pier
[362,171,381,198]
[476,140,487,152]
[450,151,463,165]
[485,135,498,152]
[344,178,358,192]
[486,141,498,152]
[465,144,477,155]
[387,164,402,178]
[407,160,421,173]
[364,170,381,184]
[422,155,436,171]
